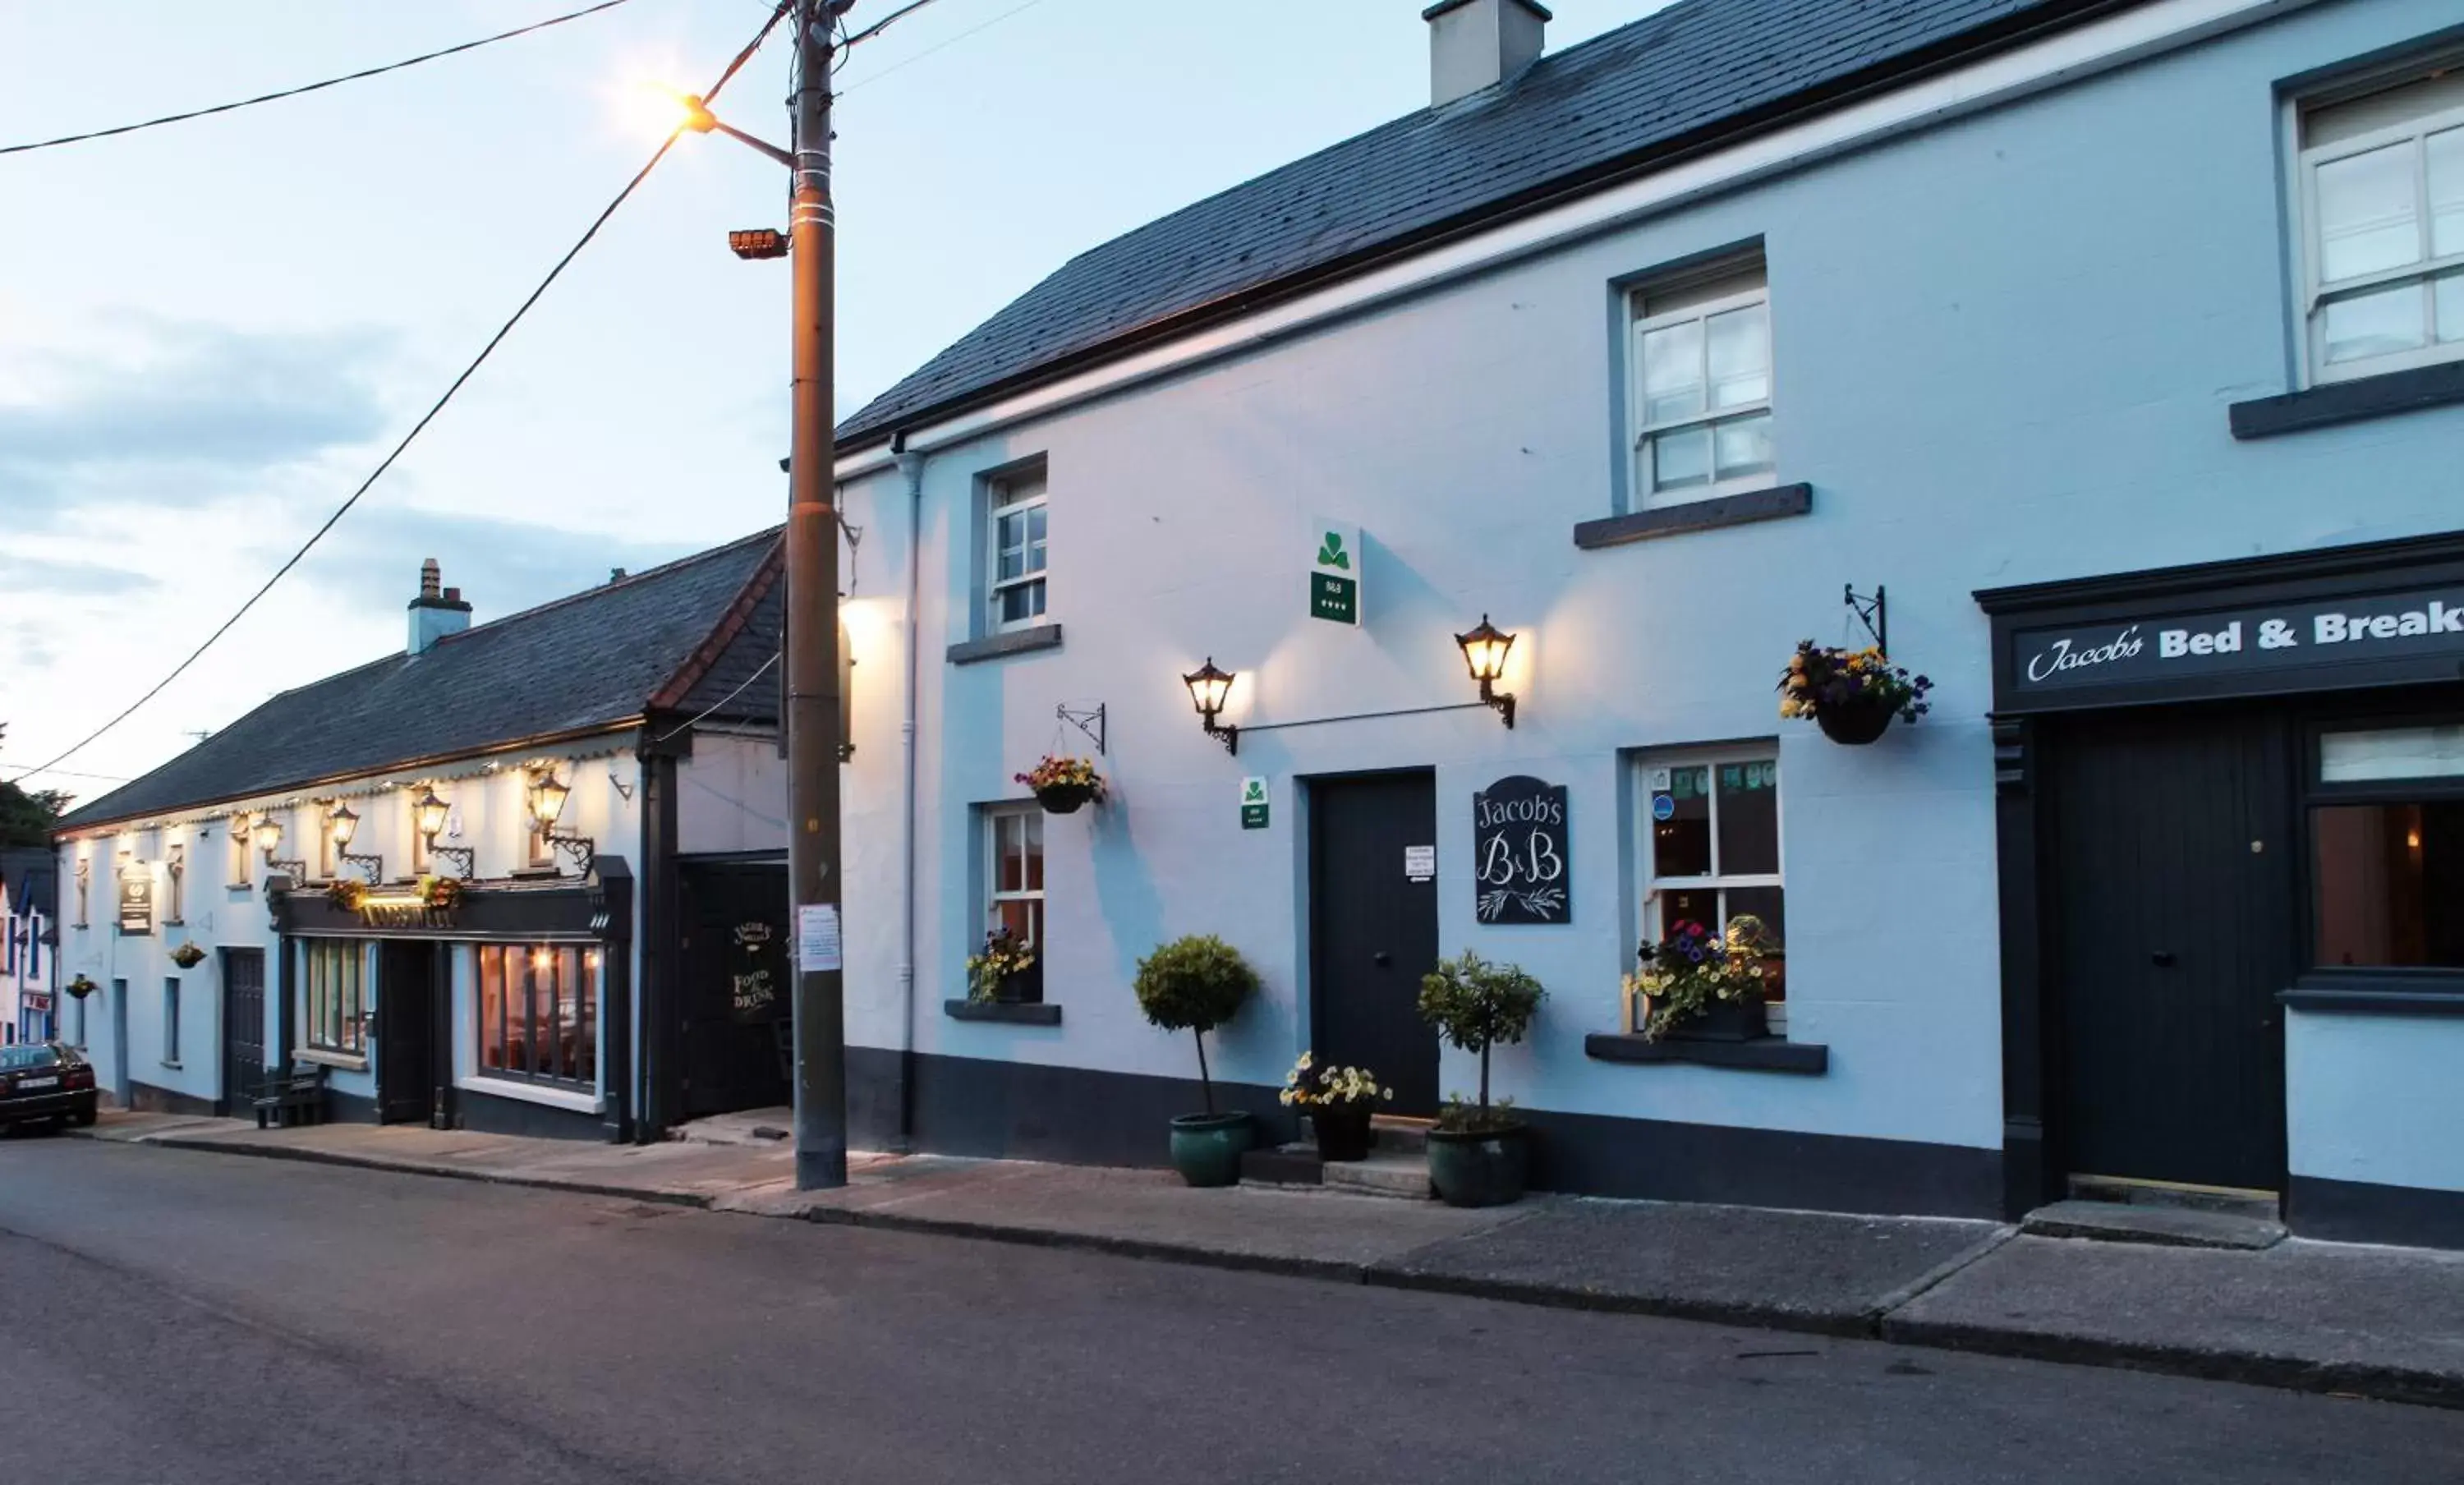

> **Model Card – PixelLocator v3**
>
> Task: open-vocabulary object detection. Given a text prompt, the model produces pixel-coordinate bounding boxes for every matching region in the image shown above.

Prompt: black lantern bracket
[339,850,386,884]
[1846,583,1888,655]
[547,833,596,878]
[428,844,476,879]
[1056,702,1107,756]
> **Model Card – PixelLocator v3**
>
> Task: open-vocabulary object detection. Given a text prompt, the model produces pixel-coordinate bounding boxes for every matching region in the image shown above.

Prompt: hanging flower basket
[1778,641,1932,747]
[1016,754,1106,814]
[66,974,98,1000]
[169,942,208,969]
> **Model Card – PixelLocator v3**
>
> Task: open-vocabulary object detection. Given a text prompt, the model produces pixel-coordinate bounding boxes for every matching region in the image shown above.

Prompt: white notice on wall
[797,903,843,973]
[1404,845,1437,882]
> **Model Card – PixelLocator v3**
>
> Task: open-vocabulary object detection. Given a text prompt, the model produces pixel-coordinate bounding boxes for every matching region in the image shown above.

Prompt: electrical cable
[3,2,797,787]
[651,651,781,744]
[0,0,641,158]
[836,0,1050,96]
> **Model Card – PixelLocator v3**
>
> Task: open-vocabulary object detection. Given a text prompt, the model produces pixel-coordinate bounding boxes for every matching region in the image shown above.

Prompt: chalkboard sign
[1473,775,1570,926]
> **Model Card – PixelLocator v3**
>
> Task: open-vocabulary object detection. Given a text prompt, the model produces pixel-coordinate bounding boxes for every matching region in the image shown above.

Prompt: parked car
[0,1041,98,1131]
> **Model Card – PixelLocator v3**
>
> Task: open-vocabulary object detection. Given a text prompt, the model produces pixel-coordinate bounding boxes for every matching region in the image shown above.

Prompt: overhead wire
[836,0,1048,95]
[0,0,642,157]
[2,2,798,787]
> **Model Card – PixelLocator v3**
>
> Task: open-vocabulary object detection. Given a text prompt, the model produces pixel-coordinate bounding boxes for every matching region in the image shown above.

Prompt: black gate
[376,940,441,1125]
[678,861,791,1119]
[1309,772,1441,1116]
[2043,705,2294,1192]
[220,948,265,1115]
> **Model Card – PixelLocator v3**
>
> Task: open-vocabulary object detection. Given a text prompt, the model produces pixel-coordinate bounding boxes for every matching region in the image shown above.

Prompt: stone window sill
[2278,985,2464,1017]
[1584,1031,1827,1074]
[2229,361,2464,439]
[948,624,1064,666]
[944,999,1061,1025]
[292,1047,369,1073]
[1572,483,1811,550]
[457,1075,602,1115]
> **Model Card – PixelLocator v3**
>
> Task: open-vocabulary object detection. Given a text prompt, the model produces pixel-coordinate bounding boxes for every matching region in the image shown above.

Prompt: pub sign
[1473,775,1570,926]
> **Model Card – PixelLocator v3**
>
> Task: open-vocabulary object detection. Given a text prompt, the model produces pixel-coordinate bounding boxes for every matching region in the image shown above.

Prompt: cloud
[0,554,158,597]
[292,503,711,624]
[0,320,396,518]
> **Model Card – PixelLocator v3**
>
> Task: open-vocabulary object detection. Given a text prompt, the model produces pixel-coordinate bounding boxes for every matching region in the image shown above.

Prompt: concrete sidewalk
[68,1110,2464,1409]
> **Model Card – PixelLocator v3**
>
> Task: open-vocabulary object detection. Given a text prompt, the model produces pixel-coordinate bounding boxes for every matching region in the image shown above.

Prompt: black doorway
[2043,706,2294,1193]
[1309,771,1441,1116]
[219,948,265,1115]
[376,940,443,1125]
[677,861,792,1119]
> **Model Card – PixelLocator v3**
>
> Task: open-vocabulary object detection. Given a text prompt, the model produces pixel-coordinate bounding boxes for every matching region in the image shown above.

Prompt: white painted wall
[677,730,789,857]
[832,0,2464,1166]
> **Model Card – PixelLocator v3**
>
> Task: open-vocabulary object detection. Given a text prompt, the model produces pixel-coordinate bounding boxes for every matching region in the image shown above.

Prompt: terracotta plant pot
[1035,781,1100,815]
[1815,693,1897,745]
[1309,1105,1374,1162]
[1169,1111,1256,1187]
[1427,1123,1529,1207]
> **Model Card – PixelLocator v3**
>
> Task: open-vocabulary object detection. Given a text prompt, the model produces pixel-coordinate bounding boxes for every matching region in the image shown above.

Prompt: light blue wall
[2288,1012,2464,1194]
[836,0,2464,1162]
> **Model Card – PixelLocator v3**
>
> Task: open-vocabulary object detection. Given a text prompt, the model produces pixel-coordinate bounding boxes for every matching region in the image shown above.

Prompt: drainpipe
[893,430,926,1148]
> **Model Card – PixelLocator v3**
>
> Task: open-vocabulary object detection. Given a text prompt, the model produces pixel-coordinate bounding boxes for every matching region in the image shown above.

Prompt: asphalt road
[4,1134,2460,1484]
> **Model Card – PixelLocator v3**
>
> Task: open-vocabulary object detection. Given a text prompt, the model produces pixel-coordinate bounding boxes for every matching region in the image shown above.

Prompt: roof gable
[56,529,783,833]
[838,0,2104,446]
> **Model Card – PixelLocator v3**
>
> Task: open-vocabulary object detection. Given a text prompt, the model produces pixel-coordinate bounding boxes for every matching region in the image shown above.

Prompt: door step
[1320,1149,1433,1201]
[2068,1173,2280,1222]
[1369,1114,1432,1156]
[2023,1199,2287,1250]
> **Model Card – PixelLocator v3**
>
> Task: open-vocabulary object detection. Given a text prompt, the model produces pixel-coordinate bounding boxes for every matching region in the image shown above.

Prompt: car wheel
[71,1107,97,1129]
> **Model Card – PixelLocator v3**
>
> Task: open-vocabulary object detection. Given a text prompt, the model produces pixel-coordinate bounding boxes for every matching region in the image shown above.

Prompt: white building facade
[821,0,2464,1243]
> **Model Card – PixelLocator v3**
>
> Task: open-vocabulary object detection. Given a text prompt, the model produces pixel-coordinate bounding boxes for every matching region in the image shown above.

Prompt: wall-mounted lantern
[527,770,594,876]
[255,814,306,880]
[329,802,384,883]
[1454,614,1518,729]
[1181,658,1239,756]
[415,786,474,879]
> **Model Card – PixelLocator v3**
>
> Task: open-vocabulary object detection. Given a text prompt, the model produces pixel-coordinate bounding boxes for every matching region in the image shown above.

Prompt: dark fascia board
[2230,360,2464,440]
[836,0,2140,454]
[1974,529,2464,617]
[51,720,644,840]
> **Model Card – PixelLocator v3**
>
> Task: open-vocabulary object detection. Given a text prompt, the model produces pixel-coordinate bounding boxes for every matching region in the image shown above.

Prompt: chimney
[1424,0,1548,108]
[407,558,473,655]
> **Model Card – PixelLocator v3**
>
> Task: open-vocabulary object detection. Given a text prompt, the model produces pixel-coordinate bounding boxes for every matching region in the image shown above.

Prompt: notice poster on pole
[796,903,842,973]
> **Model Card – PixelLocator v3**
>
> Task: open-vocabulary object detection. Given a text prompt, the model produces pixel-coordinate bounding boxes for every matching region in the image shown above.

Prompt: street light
[416,786,474,879]
[330,802,384,883]
[1454,615,1518,729]
[1181,658,1239,756]
[669,0,849,1190]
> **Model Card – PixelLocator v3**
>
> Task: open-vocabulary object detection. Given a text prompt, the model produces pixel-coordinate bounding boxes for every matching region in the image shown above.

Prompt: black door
[677,862,792,1119]
[2044,706,2294,1192]
[1310,772,1441,1116]
[376,940,440,1125]
[220,949,265,1113]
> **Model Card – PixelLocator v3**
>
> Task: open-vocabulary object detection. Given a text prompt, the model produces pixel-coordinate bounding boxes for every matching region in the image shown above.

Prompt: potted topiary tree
[1133,934,1260,1186]
[1417,951,1547,1207]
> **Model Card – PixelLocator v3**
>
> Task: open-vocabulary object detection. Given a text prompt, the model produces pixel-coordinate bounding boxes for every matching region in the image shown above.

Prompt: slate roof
[837,0,2116,448]
[0,847,55,919]
[56,530,784,833]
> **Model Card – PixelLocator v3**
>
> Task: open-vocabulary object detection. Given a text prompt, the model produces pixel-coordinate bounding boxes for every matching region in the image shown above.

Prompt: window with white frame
[1638,750,1786,994]
[1629,255,1773,507]
[984,805,1044,951]
[2296,60,2464,383]
[301,940,366,1057]
[985,464,1049,632]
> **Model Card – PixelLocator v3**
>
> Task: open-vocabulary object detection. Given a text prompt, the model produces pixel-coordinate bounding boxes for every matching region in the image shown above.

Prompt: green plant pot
[1427,1122,1530,1207]
[1168,1112,1256,1187]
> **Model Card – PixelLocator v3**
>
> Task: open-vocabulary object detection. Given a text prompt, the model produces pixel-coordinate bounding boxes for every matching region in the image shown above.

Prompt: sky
[0,0,1653,807]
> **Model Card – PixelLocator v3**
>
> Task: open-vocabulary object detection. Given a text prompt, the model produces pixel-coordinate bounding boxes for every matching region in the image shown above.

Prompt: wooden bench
[252,1064,328,1129]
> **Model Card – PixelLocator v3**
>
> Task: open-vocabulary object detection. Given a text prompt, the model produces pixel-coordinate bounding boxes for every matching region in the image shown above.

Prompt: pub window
[2295,56,2464,384]
[302,940,367,1056]
[1637,748,1786,997]
[982,805,1045,954]
[1627,250,1774,508]
[476,945,599,1088]
[162,978,182,1065]
[2312,724,2464,970]
[984,462,1049,634]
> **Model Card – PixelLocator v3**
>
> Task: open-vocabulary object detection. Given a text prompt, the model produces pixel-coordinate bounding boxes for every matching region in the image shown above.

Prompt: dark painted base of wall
[328,1089,378,1124]
[849,1047,2002,1216]
[2287,1175,2464,1252]
[458,1086,608,1142]
[128,1080,219,1119]
[849,1046,1294,1169]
